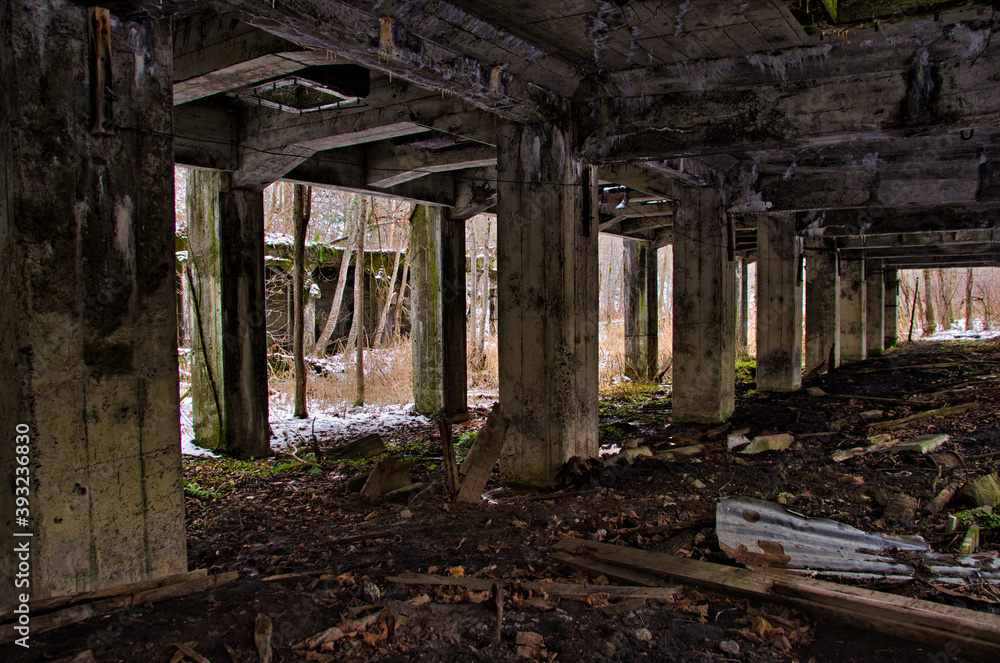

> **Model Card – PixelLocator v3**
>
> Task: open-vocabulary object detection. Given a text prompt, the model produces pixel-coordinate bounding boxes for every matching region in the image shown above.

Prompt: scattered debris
[961,526,981,554]
[348,458,414,495]
[359,455,400,502]
[926,481,965,515]
[870,402,977,430]
[655,444,703,459]
[719,639,741,655]
[551,537,1000,661]
[892,433,950,455]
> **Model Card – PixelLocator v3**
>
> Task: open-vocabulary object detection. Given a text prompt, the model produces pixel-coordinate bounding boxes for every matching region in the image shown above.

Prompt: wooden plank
[387,572,680,600]
[549,551,667,588]
[0,572,238,645]
[456,403,510,503]
[0,569,207,621]
[550,538,1000,661]
[359,454,398,502]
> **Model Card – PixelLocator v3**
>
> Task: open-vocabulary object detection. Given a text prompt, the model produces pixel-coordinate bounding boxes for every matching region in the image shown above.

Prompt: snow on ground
[179,391,432,457]
[912,319,1000,342]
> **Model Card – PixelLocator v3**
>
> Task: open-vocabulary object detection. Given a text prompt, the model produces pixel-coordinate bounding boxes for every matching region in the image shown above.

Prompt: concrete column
[884,267,899,348]
[866,259,885,356]
[623,239,658,380]
[840,259,867,363]
[672,186,735,423]
[736,257,749,359]
[187,171,270,458]
[0,3,186,603]
[497,120,599,486]
[805,250,841,373]
[756,213,802,392]
[410,204,467,419]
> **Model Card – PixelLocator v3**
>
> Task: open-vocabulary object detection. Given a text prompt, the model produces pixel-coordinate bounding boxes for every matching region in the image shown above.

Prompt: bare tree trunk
[469,221,480,366]
[937,269,955,330]
[375,236,402,347]
[312,196,359,356]
[352,199,369,407]
[965,268,975,331]
[393,242,411,340]
[292,184,311,419]
[922,268,937,336]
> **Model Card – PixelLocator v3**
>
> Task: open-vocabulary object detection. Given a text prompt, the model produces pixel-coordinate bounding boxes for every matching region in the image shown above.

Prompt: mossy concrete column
[884,268,899,348]
[409,204,468,419]
[186,170,270,458]
[0,3,186,603]
[672,186,735,423]
[840,259,867,363]
[624,239,658,380]
[756,213,802,392]
[866,259,885,356]
[496,120,599,486]
[805,249,841,373]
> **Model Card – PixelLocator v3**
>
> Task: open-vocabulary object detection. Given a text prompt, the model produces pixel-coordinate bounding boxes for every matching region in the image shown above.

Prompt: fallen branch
[925,481,965,516]
[870,403,977,430]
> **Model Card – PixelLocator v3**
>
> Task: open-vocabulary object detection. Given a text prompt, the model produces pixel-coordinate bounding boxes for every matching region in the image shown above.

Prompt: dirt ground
[6,339,1000,663]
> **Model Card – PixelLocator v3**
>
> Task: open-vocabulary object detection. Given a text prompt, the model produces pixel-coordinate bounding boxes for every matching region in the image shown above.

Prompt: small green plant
[735,358,756,383]
[183,479,223,500]
[955,508,1000,529]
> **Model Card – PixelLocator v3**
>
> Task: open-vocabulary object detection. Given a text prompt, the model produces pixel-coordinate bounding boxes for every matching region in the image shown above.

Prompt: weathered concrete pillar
[805,250,841,373]
[672,186,735,423]
[187,171,270,457]
[410,204,468,419]
[866,259,885,356]
[736,257,750,359]
[840,259,867,363]
[884,267,899,348]
[497,120,599,486]
[0,3,186,603]
[756,213,802,392]
[624,239,658,380]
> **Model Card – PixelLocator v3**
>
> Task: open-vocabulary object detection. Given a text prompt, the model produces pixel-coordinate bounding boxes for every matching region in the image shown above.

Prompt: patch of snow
[914,319,1000,342]
[269,403,433,451]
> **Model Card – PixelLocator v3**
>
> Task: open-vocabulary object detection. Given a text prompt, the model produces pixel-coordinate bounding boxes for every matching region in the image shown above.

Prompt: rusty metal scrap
[717,497,1000,584]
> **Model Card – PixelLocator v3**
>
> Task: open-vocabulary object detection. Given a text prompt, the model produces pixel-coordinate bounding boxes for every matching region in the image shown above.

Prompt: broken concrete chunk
[807,387,827,397]
[740,433,794,454]
[655,444,704,460]
[604,446,652,466]
[883,492,919,528]
[892,434,950,455]
[959,473,1000,508]
[831,447,866,463]
[960,526,981,554]
[727,433,751,451]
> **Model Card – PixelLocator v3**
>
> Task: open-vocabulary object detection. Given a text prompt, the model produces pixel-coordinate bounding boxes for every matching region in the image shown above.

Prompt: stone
[777,492,795,505]
[807,387,828,397]
[719,640,741,655]
[740,434,794,454]
[959,474,1000,508]
[691,479,707,490]
[635,628,653,642]
[859,410,884,422]
[727,433,751,451]
[655,444,704,460]
[883,492,919,528]
[892,434,950,455]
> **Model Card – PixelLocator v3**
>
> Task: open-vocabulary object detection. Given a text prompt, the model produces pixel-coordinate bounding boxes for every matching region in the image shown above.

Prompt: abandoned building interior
[5,0,1000,661]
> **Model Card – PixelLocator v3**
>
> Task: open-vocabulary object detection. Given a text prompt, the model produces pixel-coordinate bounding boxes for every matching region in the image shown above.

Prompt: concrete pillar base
[672,186,735,423]
[497,120,599,486]
[805,249,841,373]
[624,239,658,380]
[187,171,270,458]
[410,204,468,419]
[756,213,802,392]
[866,260,885,357]
[1,3,186,603]
[840,259,867,363]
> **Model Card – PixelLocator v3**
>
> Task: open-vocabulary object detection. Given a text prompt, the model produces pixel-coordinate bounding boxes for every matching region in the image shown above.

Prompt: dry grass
[268,337,414,411]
